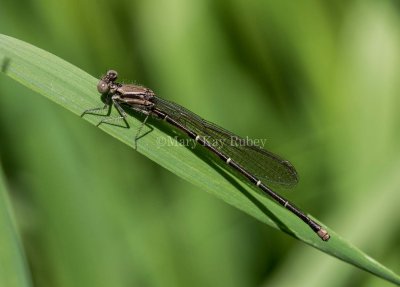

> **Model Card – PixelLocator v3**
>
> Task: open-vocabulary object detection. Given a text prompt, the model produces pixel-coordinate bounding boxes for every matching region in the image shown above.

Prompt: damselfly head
[97,70,118,94]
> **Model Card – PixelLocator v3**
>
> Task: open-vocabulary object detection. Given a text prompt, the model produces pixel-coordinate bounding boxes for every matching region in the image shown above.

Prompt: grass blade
[0,163,33,287]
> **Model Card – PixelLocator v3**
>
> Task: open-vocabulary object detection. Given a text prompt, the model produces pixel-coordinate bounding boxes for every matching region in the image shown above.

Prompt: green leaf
[0,164,33,287]
[1,33,399,285]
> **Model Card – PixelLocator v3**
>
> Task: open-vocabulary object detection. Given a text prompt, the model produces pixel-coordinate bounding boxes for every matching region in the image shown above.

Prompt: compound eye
[97,80,110,94]
[106,70,118,81]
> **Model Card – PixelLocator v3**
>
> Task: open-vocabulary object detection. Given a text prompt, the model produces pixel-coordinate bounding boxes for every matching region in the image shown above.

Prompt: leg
[133,113,154,149]
[81,104,110,117]
[96,100,130,128]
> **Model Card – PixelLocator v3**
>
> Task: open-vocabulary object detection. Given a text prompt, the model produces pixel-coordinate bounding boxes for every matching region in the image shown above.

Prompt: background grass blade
[0,163,33,287]
[1,34,399,285]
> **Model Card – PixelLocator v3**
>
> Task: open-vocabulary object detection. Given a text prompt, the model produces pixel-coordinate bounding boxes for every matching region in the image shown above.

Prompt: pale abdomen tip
[318,229,330,241]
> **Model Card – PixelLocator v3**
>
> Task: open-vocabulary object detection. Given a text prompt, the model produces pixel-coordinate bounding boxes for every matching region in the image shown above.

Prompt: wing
[154,97,298,187]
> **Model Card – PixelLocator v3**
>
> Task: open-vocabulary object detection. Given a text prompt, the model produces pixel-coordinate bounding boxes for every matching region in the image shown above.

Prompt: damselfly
[82,70,330,241]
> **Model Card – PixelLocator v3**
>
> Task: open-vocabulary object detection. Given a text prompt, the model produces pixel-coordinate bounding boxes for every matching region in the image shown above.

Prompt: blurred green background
[1,0,399,286]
